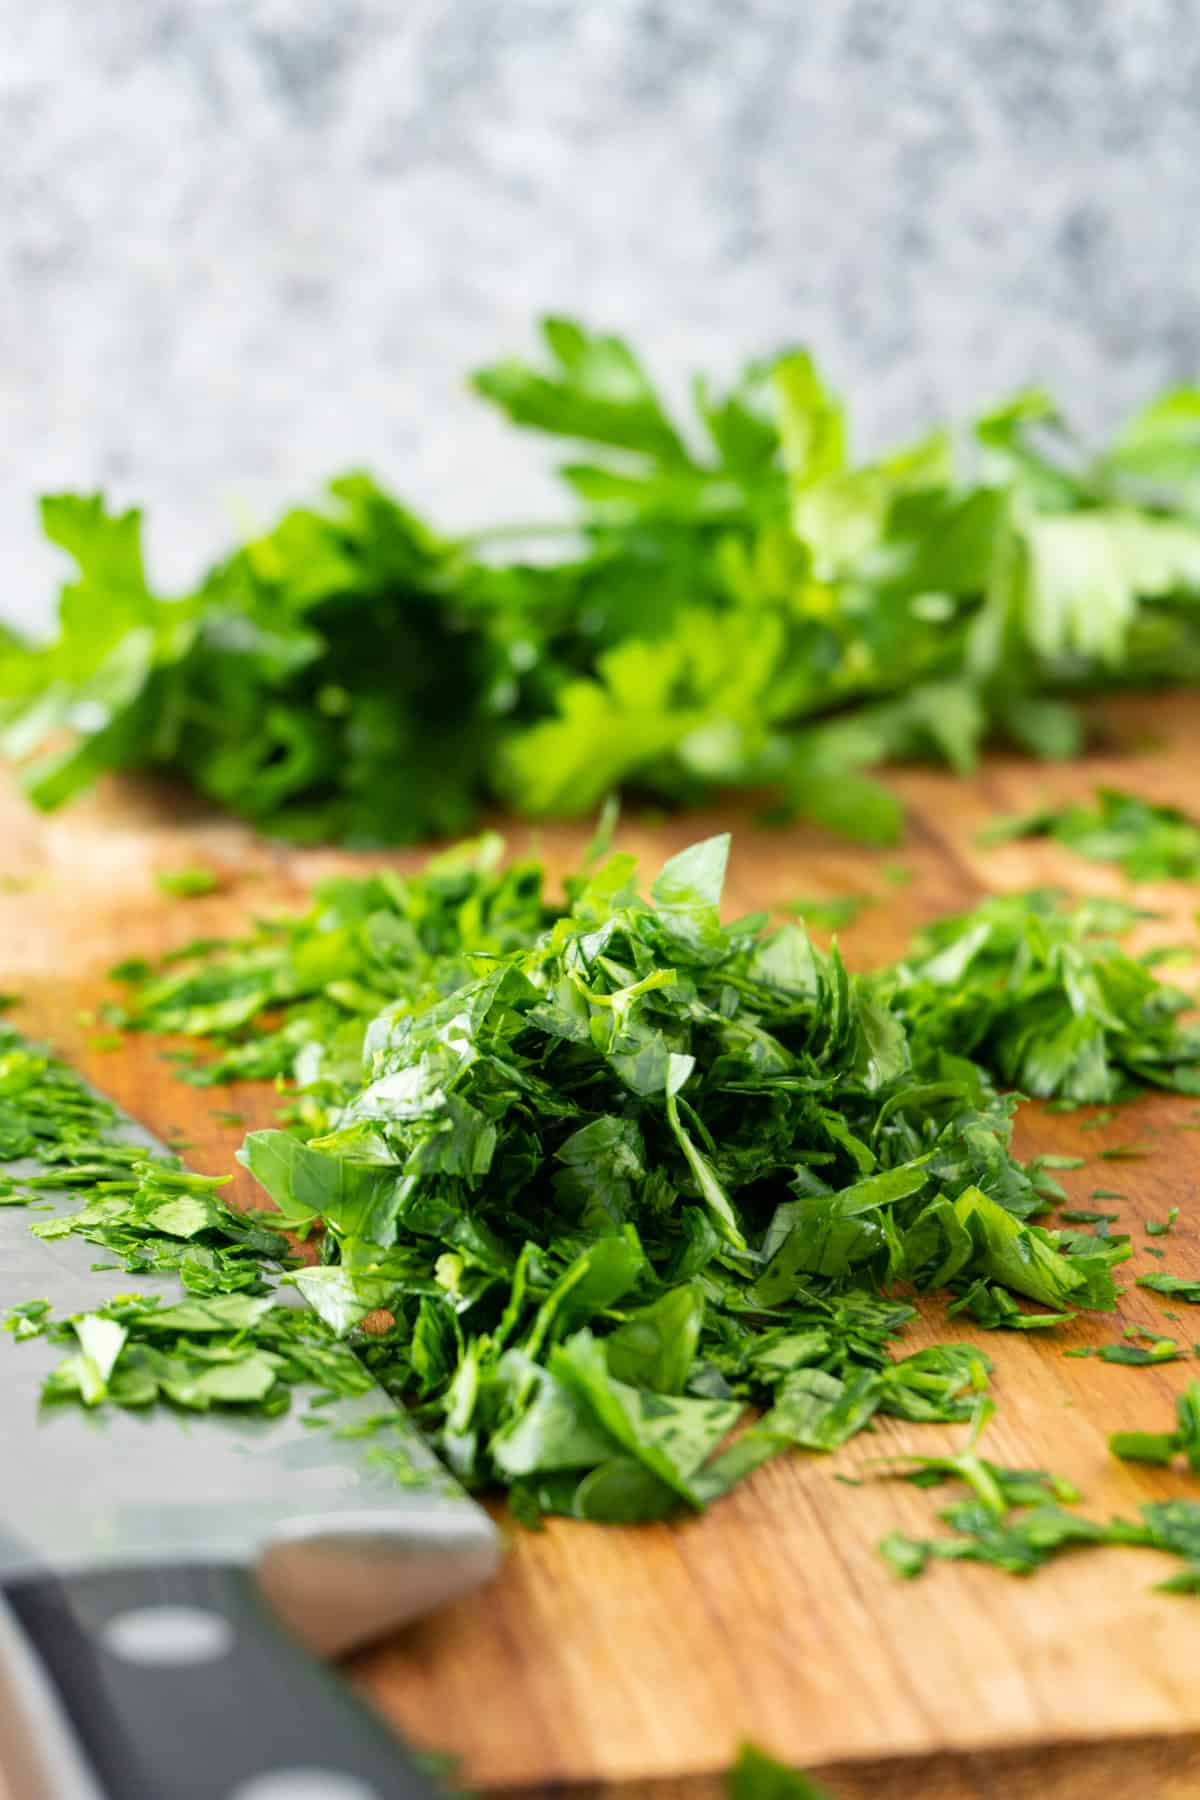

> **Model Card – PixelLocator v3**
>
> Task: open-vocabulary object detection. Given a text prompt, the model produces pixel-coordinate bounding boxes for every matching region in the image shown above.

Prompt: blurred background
[5,0,1200,627]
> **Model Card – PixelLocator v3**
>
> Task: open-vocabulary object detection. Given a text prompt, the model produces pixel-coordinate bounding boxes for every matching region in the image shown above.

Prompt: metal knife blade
[0,1113,499,1655]
[0,1082,500,1800]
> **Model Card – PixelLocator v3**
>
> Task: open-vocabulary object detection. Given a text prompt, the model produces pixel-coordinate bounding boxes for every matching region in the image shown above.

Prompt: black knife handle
[4,1562,442,1800]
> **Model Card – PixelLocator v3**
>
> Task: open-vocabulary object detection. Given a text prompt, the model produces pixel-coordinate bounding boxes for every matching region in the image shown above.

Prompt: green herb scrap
[877,1409,1200,1594]
[982,787,1200,881]
[156,865,220,899]
[1139,1271,1200,1304]
[1111,1383,1200,1470]
[5,323,1200,847]
[1096,1337,1181,1366]
[783,895,872,932]
[38,1291,373,1415]
[729,1744,833,1800]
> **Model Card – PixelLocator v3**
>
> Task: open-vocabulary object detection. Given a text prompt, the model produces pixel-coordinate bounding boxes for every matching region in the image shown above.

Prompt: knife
[0,1099,500,1800]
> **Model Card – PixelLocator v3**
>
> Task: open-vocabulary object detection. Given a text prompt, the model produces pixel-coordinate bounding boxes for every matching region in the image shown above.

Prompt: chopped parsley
[874,890,1200,1104]
[1139,1272,1200,1304]
[106,833,553,1112]
[729,1744,833,1800]
[980,788,1200,882]
[1,835,1139,1527]
[783,895,872,931]
[38,1291,373,1415]
[1111,1384,1200,1472]
[5,826,1200,1561]
[877,1411,1200,1593]
[156,866,220,899]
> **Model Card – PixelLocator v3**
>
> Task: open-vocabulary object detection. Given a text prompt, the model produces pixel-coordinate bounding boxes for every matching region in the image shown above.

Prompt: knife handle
[4,1562,444,1800]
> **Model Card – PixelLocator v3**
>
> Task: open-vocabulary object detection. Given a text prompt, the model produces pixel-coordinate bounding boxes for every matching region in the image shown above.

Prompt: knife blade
[0,1088,500,1800]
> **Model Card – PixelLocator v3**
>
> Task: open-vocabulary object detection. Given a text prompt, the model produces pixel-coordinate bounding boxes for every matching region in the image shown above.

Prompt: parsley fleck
[156,867,220,899]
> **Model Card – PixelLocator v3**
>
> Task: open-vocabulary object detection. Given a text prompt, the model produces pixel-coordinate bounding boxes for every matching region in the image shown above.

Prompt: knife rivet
[102,1604,235,1665]
[227,1773,382,1800]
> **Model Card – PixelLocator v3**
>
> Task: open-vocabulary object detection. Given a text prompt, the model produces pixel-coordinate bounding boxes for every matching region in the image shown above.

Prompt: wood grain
[5,689,1200,1800]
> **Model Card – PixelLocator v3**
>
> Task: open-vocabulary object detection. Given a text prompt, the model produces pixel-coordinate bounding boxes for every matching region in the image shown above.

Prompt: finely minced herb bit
[877,1408,1200,1595]
[5,324,1200,847]
[783,895,872,931]
[1139,1271,1200,1303]
[729,1744,833,1800]
[980,787,1200,881]
[1111,1383,1200,1471]
[1097,1337,1181,1366]
[155,866,220,899]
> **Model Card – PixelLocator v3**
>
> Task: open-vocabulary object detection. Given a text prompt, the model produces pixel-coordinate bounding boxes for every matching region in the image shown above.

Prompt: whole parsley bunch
[0,480,536,845]
[4,322,1200,845]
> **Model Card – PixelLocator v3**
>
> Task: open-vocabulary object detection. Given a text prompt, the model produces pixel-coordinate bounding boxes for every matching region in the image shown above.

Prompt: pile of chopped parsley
[3,321,1200,847]
[11,829,1200,1553]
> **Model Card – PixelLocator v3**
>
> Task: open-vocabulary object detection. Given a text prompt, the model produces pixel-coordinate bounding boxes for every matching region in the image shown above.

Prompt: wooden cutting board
[6,691,1200,1800]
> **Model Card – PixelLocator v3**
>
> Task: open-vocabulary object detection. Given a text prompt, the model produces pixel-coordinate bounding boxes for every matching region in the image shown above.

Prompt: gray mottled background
[5,0,1200,628]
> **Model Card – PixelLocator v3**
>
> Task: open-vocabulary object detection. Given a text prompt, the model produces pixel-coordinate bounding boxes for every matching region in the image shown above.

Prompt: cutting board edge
[472,1720,1200,1799]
